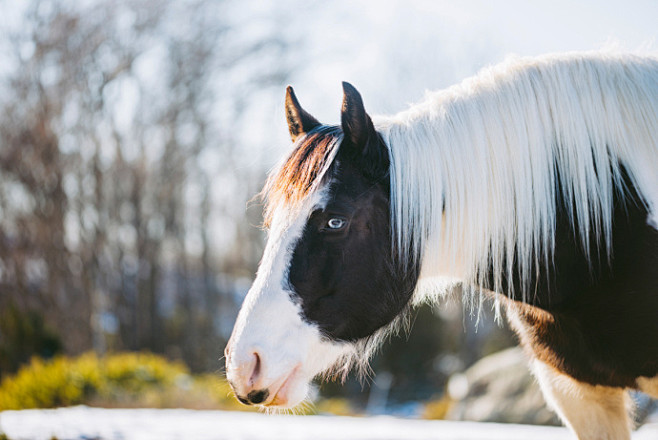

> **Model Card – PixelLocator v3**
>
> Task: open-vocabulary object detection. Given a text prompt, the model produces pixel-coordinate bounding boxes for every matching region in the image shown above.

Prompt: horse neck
[377,53,658,299]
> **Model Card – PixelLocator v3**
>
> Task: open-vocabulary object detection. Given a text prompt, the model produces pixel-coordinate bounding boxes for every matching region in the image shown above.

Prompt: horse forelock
[263,126,343,227]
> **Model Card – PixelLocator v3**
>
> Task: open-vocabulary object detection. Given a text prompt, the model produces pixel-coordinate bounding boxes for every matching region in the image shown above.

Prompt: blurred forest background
[0,0,656,416]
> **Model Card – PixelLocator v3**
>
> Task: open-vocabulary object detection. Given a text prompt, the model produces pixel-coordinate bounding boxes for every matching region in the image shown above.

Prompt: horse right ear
[285,86,320,143]
[341,82,389,179]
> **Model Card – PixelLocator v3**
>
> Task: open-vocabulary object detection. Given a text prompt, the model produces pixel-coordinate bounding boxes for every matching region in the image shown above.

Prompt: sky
[283,0,658,117]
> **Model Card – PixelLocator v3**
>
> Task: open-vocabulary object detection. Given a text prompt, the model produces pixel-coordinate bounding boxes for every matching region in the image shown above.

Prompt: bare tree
[0,0,297,372]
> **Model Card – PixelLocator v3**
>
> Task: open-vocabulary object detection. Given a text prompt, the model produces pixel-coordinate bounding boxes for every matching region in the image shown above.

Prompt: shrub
[98,352,187,403]
[0,352,187,410]
[0,352,357,415]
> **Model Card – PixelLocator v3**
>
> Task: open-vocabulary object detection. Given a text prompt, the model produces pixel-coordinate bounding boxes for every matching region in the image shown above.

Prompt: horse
[225,51,658,439]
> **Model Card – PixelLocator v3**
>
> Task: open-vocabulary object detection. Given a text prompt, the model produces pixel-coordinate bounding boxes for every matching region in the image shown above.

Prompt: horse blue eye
[327,218,346,229]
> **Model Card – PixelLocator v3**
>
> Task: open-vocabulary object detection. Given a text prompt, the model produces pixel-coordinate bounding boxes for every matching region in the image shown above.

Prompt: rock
[445,347,657,427]
[445,347,561,426]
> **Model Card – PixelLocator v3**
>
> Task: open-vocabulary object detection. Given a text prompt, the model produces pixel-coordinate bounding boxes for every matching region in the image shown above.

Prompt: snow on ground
[1,407,658,440]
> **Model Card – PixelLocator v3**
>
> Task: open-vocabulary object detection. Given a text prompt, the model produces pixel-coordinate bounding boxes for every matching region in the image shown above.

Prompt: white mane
[377,51,658,303]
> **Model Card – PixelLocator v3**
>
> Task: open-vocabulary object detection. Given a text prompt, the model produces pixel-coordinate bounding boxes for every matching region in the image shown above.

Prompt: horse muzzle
[224,281,350,408]
[225,338,306,407]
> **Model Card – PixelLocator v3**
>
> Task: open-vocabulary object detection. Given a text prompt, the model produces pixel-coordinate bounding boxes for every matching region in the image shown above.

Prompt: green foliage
[99,352,187,403]
[0,305,62,377]
[0,351,358,415]
[0,352,189,410]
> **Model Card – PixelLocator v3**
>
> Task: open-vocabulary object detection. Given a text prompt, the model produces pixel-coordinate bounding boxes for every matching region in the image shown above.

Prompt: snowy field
[1,407,658,440]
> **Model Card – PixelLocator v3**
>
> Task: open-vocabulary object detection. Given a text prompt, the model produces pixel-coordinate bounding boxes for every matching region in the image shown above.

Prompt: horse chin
[264,342,353,409]
[265,372,309,408]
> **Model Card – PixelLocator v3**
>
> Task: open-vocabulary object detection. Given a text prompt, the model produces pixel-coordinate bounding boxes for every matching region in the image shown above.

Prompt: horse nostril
[247,389,269,405]
[249,351,262,386]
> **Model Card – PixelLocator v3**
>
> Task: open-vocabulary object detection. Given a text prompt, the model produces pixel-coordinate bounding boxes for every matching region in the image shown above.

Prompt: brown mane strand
[263,126,342,227]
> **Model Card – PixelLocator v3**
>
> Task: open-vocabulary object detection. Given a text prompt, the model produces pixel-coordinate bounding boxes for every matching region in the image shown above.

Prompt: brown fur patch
[506,300,639,388]
[263,126,342,227]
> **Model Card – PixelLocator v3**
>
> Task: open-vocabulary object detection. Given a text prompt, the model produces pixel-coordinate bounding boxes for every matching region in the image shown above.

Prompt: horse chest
[505,194,658,388]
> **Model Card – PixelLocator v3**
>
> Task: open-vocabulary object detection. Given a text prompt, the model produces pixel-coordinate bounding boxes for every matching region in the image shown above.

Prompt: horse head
[224,83,419,408]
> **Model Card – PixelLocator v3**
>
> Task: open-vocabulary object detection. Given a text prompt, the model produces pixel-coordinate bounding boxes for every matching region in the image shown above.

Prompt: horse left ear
[286,86,320,143]
[341,82,388,177]
[341,82,377,149]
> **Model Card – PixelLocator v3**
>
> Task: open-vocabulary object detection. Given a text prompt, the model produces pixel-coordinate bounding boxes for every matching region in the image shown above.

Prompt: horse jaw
[225,191,352,408]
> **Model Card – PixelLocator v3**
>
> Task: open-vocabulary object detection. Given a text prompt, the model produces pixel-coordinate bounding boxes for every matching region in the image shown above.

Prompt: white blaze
[226,188,352,407]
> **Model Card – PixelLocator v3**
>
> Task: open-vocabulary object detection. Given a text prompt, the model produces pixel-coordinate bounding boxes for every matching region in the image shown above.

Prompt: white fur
[532,359,633,440]
[376,51,658,303]
[226,187,353,407]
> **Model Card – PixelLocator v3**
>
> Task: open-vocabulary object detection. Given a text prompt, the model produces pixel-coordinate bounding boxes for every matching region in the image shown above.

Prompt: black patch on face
[281,82,420,342]
[288,139,420,342]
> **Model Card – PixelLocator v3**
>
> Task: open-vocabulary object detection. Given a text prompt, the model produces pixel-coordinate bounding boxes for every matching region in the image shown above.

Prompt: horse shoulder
[502,166,658,376]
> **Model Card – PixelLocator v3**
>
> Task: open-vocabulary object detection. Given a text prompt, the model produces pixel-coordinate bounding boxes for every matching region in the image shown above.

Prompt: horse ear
[341,82,388,177]
[285,86,320,143]
[341,82,377,151]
